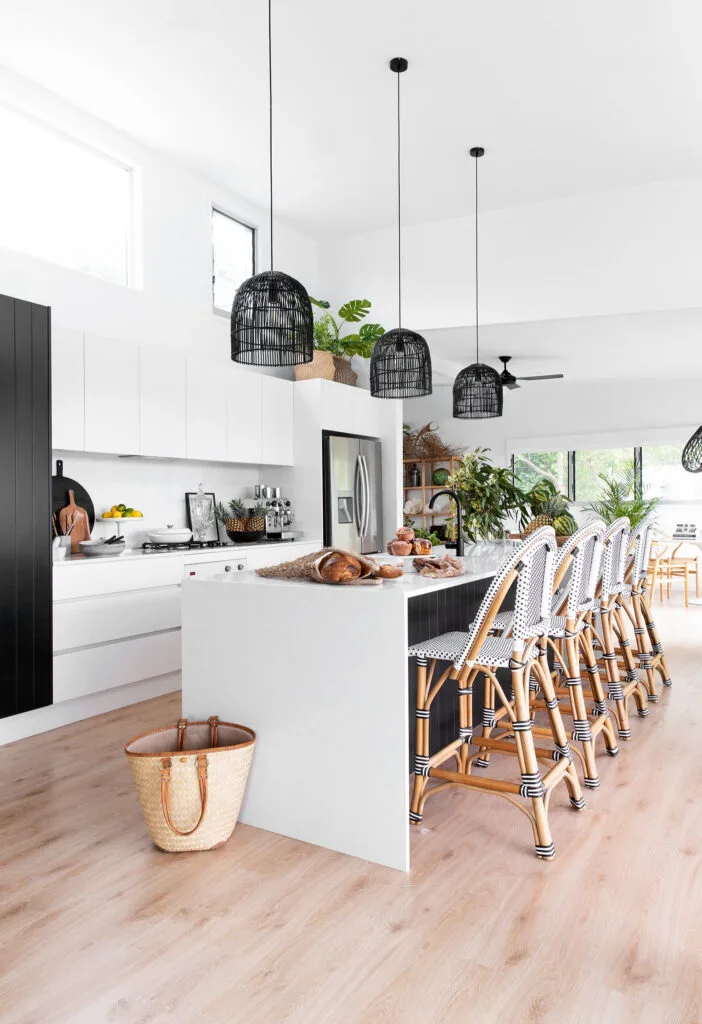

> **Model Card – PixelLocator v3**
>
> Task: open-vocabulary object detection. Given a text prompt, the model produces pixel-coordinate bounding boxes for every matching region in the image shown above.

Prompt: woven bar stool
[620,513,672,698]
[589,518,648,739]
[527,521,620,789]
[408,527,584,861]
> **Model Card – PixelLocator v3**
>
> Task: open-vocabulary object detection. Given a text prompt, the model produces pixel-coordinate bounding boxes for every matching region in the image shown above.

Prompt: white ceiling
[1,1,702,237]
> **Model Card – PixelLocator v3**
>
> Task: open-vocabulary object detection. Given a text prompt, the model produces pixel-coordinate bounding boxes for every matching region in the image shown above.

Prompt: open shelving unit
[402,457,461,533]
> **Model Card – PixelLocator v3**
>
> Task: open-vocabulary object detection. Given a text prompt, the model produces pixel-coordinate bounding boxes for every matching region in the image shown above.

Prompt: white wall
[404,377,702,535]
[0,67,319,365]
[318,176,702,334]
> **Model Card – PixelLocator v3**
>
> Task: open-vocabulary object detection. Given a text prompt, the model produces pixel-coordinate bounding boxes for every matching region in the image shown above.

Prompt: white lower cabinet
[52,543,319,704]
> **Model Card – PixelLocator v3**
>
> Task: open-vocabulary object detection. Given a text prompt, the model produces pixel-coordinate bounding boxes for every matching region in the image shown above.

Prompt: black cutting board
[52,459,95,534]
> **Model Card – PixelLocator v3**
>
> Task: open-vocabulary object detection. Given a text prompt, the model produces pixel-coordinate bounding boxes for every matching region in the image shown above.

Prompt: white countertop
[185,543,511,598]
[54,538,319,567]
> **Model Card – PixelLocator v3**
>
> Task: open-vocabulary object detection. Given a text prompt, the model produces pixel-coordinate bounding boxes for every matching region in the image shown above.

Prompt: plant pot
[225,517,266,544]
[294,349,336,382]
[332,356,358,387]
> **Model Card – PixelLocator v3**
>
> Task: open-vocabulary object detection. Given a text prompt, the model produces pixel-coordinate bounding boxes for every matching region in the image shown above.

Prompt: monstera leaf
[359,323,384,343]
[338,299,371,322]
[310,296,331,309]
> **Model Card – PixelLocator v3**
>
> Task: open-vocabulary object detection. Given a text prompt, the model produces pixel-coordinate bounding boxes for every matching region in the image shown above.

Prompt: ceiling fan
[498,356,564,391]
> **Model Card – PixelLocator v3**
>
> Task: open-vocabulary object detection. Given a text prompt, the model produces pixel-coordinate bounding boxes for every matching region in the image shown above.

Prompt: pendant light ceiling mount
[370,57,432,400]
[453,146,503,419]
[230,0,313,367]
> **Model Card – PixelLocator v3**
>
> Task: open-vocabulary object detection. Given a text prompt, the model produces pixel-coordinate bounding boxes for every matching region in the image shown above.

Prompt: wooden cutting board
[58,489,91,553]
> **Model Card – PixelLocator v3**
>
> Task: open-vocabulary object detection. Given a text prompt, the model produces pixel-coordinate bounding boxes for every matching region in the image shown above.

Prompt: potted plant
[520,479,578,543]
[295,298,385,387]
[587,461,661,529]
[215,500,267,544]
[448,448,530,543]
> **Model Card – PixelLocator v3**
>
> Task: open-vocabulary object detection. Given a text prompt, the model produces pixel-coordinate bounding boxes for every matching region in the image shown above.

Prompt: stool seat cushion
[408,631,515,668]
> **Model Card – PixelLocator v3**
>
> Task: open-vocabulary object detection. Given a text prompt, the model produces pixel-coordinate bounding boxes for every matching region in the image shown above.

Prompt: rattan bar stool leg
[474,671,496,768]
[613,605,649,720]
[532,657,585,808]
[639,585,673,691]
[562,626,600,789]
[600,607,631,739]
[410,657,431,823]
[511,659,555,858]
[457,665,476,774]
[579,628,619,757]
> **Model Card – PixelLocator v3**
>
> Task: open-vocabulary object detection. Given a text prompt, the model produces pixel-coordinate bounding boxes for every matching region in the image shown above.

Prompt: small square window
[212,207,255,314]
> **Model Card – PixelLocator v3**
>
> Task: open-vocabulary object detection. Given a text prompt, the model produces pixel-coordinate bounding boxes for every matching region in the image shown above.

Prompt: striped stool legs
[562,626,600,788]
[473,673,496,768]
[531,657,585,811]
[579,627,619,758]
[612,605,649,720]
[634,584,672,695]
[511,659,556,859]
[410,657,431,823]
[600,607,631,739]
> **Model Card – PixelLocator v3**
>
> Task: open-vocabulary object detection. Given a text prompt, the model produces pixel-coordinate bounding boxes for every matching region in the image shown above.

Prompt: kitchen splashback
[52,450,292,548]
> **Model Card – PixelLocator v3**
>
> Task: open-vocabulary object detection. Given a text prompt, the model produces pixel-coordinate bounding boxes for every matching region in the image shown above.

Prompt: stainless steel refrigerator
[323,431,383,554]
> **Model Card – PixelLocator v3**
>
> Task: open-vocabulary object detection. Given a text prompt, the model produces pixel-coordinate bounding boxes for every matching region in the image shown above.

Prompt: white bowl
[147,526,193,544]
[79,540,125,557]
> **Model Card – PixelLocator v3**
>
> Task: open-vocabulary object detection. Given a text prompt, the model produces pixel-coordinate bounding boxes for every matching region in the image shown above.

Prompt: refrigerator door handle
[360,455,371,537]
[353,455,363,537]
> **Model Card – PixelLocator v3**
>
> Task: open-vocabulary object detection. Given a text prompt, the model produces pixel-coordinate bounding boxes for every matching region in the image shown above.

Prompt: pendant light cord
[268,0,274,271]
[474,153,479,363]
[396,68,402,330]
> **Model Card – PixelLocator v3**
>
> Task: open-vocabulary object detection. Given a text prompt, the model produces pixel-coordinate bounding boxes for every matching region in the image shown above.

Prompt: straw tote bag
[125,717,256,852]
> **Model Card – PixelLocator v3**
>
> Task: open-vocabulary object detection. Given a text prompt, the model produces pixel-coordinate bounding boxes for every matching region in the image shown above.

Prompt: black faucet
[429,489,464,557]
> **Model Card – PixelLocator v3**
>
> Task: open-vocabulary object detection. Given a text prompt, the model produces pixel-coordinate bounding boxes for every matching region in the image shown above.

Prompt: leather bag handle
[159,754,208,836]
[208,715,220,748]
[176,718,188,751]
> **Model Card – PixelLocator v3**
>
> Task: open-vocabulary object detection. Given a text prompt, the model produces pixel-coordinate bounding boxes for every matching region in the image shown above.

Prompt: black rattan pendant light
[453,147,503,419]
[230,0,313,366]
[682,427,702,472]
[370,58,432,399]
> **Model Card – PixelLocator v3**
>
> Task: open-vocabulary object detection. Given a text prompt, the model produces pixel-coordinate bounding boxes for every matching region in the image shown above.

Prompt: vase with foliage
[521,479,578,539]
[448,448,530,543]
[587,462,660,529]
[294,297,385,387]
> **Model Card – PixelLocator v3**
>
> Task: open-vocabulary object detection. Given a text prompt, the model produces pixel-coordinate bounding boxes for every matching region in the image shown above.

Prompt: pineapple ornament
[523,493,576,539]
[215,499,267,543]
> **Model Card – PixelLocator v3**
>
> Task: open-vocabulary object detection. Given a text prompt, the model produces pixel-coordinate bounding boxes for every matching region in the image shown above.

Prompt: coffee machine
[255,485,297,541]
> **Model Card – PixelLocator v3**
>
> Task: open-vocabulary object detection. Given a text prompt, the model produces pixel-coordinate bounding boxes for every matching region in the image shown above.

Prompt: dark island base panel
[407,577,516,765]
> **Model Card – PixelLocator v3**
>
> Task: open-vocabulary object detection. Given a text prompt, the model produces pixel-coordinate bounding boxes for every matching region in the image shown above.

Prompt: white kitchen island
[181,545,509,871]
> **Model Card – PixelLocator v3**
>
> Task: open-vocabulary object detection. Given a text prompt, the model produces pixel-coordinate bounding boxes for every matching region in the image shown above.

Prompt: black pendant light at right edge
[370,58,432,399]
[682,426,702,472]
[453,148,503,418]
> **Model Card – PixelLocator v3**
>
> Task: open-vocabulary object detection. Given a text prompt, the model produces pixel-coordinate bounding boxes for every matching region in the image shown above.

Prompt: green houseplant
[587,462,661,529]
[294,297,385,387]
[448,448,530,543]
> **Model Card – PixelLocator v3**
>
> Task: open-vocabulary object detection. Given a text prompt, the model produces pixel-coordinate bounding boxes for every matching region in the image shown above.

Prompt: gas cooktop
[141,540,228,553]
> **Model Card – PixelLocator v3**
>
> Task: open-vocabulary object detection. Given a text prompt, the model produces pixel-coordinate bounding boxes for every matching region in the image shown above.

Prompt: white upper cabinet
[84,334,140,455]
[261,376,294,465]
[186,357,227,462]
[226,366,263,463]
[140,347,187,459]
[51,326,85,451]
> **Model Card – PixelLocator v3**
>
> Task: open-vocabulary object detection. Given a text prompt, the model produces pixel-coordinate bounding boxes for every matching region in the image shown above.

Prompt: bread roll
[319,552,362,582]
[376,563,403,579]
[396,526,415,543]
[387,540,413,556]
[411,538,432,556]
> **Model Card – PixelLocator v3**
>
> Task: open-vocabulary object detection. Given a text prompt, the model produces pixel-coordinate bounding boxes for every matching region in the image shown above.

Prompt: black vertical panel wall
[0,294,52,718]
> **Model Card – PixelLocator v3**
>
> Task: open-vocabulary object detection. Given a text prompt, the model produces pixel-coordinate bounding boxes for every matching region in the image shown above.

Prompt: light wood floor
[2,596,701,1024]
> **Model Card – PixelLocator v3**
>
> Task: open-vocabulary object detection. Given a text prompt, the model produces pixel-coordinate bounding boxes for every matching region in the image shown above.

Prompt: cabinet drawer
[53,631,181,702]
[53,586,181,652]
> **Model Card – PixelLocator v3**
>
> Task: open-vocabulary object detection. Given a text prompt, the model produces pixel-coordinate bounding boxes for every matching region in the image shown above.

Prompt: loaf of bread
[386,540,413,556]
[396,526,415,543]
[376,563,403,579]
[411,538,432,556]
[319,551,363,582]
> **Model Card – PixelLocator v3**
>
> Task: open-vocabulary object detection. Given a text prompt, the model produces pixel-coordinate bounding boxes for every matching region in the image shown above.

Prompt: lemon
[113,510,124,518]
[102,511,113,519]
[132,510,143,517]
[110,505,119,513]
